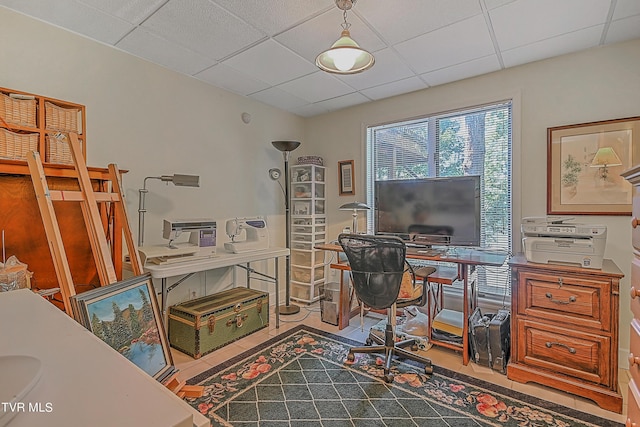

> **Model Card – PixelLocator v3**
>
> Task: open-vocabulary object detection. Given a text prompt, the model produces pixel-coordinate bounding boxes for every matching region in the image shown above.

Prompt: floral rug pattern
[185,325,621,427]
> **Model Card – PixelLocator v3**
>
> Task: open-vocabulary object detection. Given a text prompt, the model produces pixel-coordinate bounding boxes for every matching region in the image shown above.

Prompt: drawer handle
[545,341,576,354]
[632,287,640,299]
[633,217,639,229]
[545,292,576,305]
[629,352,640,367]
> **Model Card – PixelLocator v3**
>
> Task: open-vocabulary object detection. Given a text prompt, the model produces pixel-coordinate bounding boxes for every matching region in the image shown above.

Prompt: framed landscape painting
[71,273,175,382]
[547,116,640,215]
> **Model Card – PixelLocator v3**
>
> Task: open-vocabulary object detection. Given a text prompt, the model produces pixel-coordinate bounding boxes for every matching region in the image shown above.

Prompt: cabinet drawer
[629,380,640,427]
[629,320,640,388]
[631,258,640,320]
[633,191,640,251]
[516,318,610,386]
[518,271,609,331]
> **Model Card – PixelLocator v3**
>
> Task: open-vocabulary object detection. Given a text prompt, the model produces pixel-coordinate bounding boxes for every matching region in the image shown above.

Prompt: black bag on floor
[468,307,511,374]
[468,308,492,367]
[489,309,511,374]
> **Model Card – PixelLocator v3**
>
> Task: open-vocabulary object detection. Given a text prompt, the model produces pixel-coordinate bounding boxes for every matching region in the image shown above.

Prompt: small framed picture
[71,273,175,382]
[547,116,640,215]
[339,160,355,195]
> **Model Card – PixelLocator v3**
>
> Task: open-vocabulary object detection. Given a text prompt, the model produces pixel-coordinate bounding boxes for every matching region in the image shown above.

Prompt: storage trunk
[168,288,269,359]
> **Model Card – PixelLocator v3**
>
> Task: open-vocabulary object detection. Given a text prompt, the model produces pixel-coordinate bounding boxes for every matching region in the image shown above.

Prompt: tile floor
[171,303,628,424]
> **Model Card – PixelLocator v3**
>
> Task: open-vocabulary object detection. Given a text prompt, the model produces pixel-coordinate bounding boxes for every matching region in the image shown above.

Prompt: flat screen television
[374,176,481,247]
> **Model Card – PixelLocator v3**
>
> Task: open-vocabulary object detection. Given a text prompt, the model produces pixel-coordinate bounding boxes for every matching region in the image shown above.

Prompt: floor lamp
[272,140,301,315]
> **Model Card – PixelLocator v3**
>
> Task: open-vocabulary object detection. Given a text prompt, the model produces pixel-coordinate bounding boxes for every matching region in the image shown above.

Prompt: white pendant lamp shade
[316,29,375,74]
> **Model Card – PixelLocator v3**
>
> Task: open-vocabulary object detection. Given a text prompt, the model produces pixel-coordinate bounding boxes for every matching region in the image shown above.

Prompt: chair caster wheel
[365,338,373,346]
[383,374,394,383]
[347,353,355,362]
[424,364,433,375]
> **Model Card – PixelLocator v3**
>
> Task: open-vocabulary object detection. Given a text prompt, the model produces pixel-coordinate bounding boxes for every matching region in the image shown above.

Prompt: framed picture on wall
[339,160,355,195]
[547,116,640,215]
[71,273,175,382]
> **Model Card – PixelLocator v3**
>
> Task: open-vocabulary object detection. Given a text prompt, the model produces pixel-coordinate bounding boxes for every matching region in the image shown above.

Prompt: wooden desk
[317,243,508,365]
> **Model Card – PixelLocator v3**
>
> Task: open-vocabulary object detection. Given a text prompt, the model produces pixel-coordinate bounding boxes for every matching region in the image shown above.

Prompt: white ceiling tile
[334,48,415,90]
[212,0,333,36]
[223,39,317,86]
[360,77,428,101]
[77,0,165,24]
[287,103,330,118]
[275,8,386,64]
[0,0,133,44]
[354,0,482,45]
[141,0,265,60]
[117,27,215,75]
[249,87,308,111]
[613,0,640,20]
[278,72,354,103]
[313,92,371,112]
[394,14,495,74]
[501,26,603,68]
[606,14,640,44]
[483,0,517,10]
[195,63,270,96]
[490,0,610,51]
[421,55,501,86]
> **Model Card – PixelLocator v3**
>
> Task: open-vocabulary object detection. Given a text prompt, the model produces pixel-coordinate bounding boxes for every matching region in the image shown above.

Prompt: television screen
[374,176,481,247]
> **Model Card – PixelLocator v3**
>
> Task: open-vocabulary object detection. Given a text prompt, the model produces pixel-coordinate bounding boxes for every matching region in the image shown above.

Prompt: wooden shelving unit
[1,86,86,166]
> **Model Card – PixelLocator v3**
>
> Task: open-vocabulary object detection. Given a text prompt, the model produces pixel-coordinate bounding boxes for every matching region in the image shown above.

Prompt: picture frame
[547,116,640,215]
[70,273,175,382]
[338,160,355,195]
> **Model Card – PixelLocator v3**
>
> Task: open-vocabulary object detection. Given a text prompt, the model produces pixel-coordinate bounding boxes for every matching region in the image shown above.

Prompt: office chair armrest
[413,266,437,307]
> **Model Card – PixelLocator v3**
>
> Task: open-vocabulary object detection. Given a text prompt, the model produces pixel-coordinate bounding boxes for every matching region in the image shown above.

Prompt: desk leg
[460,264,470,366]
[274,257,280,329]
[246,262,251,288]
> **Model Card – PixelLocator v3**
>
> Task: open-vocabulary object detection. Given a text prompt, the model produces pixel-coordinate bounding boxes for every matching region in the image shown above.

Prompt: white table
[141,247,289,328]
[0,289,210,427]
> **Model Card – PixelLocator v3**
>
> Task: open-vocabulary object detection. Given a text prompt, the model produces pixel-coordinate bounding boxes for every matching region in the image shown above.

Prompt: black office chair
[338,233,437,382]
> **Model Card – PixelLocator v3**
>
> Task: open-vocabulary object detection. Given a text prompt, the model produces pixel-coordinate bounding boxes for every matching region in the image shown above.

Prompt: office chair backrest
[338,233,406,310]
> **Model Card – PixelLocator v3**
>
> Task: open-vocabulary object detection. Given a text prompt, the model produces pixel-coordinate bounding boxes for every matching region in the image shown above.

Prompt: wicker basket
[46,133,75,165]
[0,128,38,160]
[45,101,81,134]
[0,93,37,128]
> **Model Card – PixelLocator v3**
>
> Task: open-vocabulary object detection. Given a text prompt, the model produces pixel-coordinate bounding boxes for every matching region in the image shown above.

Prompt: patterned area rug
[185,325,622,427]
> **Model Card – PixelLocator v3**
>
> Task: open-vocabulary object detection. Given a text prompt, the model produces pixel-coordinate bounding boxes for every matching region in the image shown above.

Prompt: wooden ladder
[26,132,143,314]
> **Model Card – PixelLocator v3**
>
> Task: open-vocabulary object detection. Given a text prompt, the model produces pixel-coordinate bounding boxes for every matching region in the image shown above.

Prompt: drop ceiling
[2,0,639,117]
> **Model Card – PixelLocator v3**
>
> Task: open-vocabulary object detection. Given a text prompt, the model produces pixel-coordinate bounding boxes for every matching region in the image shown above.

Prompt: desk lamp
[138,174,200,247]
[272,140,301,315]
[339,202,370,234]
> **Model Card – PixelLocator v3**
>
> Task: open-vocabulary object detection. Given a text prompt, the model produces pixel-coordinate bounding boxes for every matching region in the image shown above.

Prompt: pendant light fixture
[315,0,374,75]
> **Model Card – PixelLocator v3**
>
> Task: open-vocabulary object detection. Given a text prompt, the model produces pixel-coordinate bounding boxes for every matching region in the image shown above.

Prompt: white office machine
[224,216,269,253]
[521,216,606,269]
[138,218,217,265]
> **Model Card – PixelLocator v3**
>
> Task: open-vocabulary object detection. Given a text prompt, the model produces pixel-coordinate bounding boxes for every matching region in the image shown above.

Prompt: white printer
[521,216,606,269]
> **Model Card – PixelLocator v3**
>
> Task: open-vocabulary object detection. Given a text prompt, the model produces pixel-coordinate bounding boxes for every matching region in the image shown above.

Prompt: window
[366,100,512,297]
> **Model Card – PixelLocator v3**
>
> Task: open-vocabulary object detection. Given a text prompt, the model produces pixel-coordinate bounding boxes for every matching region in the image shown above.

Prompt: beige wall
[0,7,304,304]
[3,6,640,363]
[304,38,640,364]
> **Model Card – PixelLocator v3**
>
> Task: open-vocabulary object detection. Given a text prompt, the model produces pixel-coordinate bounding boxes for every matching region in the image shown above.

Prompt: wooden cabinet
[508,255,623,413]
[289,164,327,303]
[1,86,85,165]
[622,165,640,425]
[0,86,122,311]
